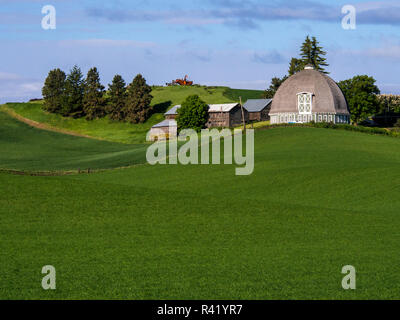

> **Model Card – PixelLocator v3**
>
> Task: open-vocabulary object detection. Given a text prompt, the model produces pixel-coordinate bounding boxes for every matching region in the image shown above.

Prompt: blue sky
[1,0,400,103]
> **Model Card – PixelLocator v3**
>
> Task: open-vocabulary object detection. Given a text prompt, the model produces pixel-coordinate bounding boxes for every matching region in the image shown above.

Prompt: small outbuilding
[269,65,350,124]
[207,103,248,128]
[164,105,181,120]
[243,99,272,122]
[148,119,177,141]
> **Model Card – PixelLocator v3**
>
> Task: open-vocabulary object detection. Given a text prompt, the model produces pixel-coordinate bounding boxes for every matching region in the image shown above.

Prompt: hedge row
[258,122,400,138]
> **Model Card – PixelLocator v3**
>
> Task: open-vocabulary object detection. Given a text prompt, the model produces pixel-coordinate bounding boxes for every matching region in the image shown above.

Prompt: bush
[176,95,209,132]
[258,122,398,138]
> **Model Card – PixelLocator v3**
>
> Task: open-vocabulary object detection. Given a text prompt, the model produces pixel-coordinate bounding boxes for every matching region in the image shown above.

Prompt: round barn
[269,65,350,124]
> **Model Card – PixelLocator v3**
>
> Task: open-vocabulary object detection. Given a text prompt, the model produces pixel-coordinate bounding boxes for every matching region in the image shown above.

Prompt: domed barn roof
[269,67,349,115]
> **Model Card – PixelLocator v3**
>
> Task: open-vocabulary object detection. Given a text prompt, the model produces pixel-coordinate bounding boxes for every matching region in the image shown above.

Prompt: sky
[1,0,400,103]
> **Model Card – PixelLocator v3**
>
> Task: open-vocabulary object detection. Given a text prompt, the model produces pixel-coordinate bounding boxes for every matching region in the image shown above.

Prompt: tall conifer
[83,67,106,120]
[125,74,153,123]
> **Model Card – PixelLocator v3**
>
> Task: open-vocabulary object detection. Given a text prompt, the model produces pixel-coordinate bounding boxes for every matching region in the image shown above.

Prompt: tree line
[42,66,153,123]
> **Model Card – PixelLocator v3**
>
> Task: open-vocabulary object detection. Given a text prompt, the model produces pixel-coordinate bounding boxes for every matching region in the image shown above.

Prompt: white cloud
[356,0,400,12]
[0,72,42,103]
[58,39,157,48]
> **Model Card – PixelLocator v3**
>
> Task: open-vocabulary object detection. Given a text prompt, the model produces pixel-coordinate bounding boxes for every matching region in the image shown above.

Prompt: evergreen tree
[83,67,106,120]
[288,58,304,76]
[299,35,329,73]
[61,65,85,118]
[42,68,66,114]
[108,75,127,121]
[311,36,329,74]
[300,35,313,65]
[125,74,153,123]
[264,36,329,99]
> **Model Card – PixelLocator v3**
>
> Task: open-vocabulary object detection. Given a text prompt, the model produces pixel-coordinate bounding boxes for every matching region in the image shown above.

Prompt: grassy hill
[1,125,400,299]
[1,86,264,144]
[0,111,148,171]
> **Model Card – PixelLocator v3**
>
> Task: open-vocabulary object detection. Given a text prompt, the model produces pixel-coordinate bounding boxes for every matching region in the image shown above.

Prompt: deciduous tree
[338,75,381,123]
[263,76,288,99]
[176,95,209,132]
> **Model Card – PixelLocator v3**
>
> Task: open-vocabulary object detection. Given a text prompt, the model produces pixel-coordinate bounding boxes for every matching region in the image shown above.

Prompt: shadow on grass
[152,100,172,114]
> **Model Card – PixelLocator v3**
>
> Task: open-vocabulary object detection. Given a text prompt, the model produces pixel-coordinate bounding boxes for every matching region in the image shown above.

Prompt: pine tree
[311,36,329,74]
[42,68,66,114]
[299,35,329,73]
[108,75,127,121]
[300,35,313,65]
[288,58,304,76]
[83,67,106,120]
[61,65,85,118]
[125,74,153,123]
[265,36,329,99]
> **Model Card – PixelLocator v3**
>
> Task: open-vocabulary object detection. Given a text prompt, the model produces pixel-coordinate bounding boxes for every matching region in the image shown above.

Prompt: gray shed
[243,99,272,121]
[164,105,181,119]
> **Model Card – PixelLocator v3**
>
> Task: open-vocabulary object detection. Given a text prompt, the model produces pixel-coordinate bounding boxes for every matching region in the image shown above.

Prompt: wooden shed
[207,103,248,128]
[243,99,272,121]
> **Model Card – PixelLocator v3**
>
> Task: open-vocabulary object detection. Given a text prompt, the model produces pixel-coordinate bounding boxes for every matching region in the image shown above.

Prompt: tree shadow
[152,100,172,114]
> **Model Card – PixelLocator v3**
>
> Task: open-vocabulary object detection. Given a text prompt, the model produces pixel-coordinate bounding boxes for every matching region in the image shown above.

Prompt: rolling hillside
[2,86,264,144]
[0,111,148,171]
[1,125,400,299]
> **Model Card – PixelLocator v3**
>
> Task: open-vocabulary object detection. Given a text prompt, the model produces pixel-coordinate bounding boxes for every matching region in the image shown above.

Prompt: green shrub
[176,95,209,132]
[258,122,398,138]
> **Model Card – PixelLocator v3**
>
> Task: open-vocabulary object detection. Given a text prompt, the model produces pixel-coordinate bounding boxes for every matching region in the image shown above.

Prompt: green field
[2,86,264,144]
[1,109,400,299]
[0,111,147,171]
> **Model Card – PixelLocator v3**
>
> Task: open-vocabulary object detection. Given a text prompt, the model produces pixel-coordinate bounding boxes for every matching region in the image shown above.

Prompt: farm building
[164,105,180,120]
[148,119,177,141]
[207,103,248,128]
[243,99,272,121]
[149,102,249,140]
[269,65,350,124]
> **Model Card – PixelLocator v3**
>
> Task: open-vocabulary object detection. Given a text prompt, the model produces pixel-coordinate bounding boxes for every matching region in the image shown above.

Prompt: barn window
[297,92,313,114]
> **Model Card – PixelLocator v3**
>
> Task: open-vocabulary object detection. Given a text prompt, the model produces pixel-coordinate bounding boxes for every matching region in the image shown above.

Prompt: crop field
[1,116,400,299]
[0,111,148,171]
